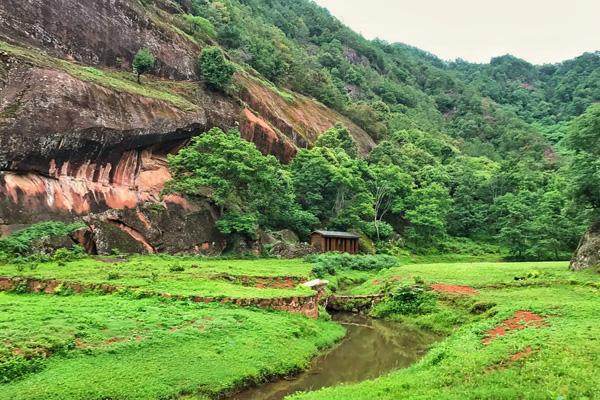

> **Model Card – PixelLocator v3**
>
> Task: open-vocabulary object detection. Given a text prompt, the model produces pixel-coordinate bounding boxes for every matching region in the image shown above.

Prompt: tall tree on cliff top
[132,48,155,84]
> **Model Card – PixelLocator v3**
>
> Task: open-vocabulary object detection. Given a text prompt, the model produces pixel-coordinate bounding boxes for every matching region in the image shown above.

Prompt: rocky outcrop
[0,0,198,79]
[570,221,600,271]
[83,195,226,255]
[0,0,376,252]
[0,60,238,226]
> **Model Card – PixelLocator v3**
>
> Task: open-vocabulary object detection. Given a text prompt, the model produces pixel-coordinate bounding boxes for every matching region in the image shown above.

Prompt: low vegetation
[0,41,197,111]
[0,248,598,400]
[0,293,344,399]
[289,262,600,400]
[0,256,314,299]
[0,222,84,258]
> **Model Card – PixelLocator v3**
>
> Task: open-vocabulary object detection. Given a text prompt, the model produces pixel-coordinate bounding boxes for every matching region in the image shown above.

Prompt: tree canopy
[132,48,155,84]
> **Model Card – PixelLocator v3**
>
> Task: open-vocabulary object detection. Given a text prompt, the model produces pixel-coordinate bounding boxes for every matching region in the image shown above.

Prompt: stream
[230,313,439,400]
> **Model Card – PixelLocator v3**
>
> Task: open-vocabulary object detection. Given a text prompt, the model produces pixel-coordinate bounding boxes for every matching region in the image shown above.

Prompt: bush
[312,263,336,278]
[306,252,398,277]
[169,264,185,273]
[132,48,155,84]
[371,285,437,318]
[52,245,87,263]
[182,14,216,38]
[107,271,121,281]
[197,46,235,90]
[0,222,85,257]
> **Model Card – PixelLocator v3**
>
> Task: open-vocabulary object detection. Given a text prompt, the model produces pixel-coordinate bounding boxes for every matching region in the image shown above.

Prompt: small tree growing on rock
[132,48,156,84]
[197,46,235,90]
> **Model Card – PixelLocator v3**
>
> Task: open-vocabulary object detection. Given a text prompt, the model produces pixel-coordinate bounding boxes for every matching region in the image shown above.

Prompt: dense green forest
[165,0,600,259]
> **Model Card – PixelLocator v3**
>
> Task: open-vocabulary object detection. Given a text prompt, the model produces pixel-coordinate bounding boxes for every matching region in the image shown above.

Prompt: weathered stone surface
[30,234,76,255]
[84,195,226,255]
[0,0,199,79]
[0,61,239,224]
[269,242,317,259]
[570,221,600,271]
[0,0,376,251]
[273,229,300,244]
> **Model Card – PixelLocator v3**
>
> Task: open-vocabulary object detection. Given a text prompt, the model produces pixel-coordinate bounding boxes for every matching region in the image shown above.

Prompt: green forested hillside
[451,52,600,142]
[166,0,598,259]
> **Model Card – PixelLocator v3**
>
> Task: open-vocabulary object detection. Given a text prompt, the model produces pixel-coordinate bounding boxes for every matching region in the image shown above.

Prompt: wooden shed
[310,230,360,254]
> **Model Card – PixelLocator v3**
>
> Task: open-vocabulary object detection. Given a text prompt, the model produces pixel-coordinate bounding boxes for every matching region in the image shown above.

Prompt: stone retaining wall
[326,294,385,313]
[0,276,321,318]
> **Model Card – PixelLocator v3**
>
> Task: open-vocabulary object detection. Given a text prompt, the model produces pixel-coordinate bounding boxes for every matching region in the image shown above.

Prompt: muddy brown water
[229,313,439,400]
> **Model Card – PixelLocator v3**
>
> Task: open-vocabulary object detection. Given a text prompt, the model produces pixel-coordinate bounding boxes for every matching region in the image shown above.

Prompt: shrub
[132,48,155,84]
[169,264,185,273]
[182,14,216,38]
[52,245,87,263]
[306,252,398,277]
[107,271,121,281]
[0,222,85,257]
[371,285,437,318]
[312,263,336,278]
[197,46,235,90]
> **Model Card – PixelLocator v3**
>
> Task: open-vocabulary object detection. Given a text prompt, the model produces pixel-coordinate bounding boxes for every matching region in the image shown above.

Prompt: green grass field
[0,293,344,400]
[290,262,600,400]
[345,261,598,295]
[0,256,314,299]
[1,256,598,400]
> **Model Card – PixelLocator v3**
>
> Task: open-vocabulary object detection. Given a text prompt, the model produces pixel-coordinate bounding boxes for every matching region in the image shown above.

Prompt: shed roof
[312,230,360,239]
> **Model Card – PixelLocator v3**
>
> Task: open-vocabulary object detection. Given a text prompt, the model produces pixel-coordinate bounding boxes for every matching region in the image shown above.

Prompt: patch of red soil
[485,346,535,373]
[510,346,534,361]
[105,337,126,344]
[431,283,478,295]
[483,311,546,344]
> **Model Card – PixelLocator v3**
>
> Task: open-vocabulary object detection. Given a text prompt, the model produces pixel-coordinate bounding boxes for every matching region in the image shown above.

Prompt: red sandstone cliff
[0,0,374,253]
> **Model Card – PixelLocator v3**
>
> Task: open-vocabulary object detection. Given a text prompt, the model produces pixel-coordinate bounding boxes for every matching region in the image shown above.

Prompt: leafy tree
[366,164,413,240]
[404,183,453,248]
[566,104,600,211]
[492,191,536,259]
[197,46,235,90]
[315,123,358,158]
[166,128,314,238]
[290,136,372,232]
[132,48,155,84]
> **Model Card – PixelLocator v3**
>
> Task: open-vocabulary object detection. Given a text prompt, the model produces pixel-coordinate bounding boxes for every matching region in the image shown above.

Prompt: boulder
[273,229,300,244]
[30,234,76,255]
[270,242,317,259]
[570,221,600,271]
[83,195,226,255]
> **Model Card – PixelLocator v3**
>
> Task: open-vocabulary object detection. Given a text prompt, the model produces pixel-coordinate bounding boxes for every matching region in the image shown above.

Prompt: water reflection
[230,313,439,400]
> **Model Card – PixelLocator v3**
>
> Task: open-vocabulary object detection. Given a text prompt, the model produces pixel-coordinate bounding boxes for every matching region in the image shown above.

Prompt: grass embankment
[0,256,314,299]
[0,40,197,111]
[0,293,344,400]
[347,261,597,295]
[290,262,600,400]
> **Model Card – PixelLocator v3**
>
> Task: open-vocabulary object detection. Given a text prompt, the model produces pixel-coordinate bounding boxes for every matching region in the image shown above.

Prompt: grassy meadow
[0,293,344,400]
[291,261,600,400]
[0,256,314,299]
[0,255,598,399]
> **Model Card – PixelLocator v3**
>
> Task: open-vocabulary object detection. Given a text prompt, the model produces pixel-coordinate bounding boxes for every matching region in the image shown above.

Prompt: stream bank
[229,313,439,400]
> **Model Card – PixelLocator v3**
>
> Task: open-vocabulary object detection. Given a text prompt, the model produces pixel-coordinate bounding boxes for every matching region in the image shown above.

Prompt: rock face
[0,0,198,79]
[570,221,600,271]
[0,0,375,253]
